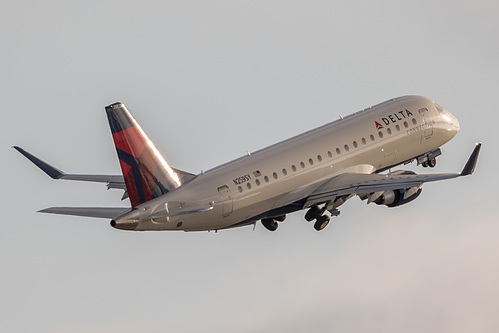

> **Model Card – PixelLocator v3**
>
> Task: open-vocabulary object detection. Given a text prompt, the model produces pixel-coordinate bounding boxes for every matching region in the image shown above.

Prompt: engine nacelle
[373,187,422,207]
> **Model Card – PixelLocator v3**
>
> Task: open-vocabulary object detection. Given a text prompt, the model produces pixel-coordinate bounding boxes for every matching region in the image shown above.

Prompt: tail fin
[105,102,181,207]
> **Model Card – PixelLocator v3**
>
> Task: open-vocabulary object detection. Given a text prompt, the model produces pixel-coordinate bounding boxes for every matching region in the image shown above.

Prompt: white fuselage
[118,96,460,231]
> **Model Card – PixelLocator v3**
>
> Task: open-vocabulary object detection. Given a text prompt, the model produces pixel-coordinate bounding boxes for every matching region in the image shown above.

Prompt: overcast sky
[2,1,498,332]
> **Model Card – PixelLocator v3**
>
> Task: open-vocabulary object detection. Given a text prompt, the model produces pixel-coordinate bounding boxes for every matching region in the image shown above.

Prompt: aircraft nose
[450,111,460,132]
[443,110,460,135]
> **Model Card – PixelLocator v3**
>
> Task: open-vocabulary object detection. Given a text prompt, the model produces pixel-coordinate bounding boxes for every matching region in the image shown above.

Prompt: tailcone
[110,219,138,231]
[110,209,140,231]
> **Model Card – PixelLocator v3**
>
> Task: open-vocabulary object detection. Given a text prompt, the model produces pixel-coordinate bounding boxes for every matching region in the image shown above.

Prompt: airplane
[14,95,481,232]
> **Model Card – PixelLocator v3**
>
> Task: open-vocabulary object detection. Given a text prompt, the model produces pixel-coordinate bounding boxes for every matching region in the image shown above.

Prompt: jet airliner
[14,96,481,232]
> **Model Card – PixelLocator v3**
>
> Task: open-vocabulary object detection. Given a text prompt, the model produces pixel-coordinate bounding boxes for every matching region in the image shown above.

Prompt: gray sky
[2,1,497,332]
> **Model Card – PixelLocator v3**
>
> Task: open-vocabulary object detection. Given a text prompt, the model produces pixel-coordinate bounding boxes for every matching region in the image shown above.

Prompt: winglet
[12,146,65,179]
[461,142,482,176]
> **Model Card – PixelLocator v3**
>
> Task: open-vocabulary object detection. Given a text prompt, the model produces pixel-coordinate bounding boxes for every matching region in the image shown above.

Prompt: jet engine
[370,187,422,207]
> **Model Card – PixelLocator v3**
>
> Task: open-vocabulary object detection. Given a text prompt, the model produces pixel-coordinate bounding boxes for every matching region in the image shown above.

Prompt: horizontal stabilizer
[39,207,130,219]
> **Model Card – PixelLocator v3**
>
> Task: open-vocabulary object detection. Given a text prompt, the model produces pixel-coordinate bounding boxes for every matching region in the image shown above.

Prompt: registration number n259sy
[233,174,251,185]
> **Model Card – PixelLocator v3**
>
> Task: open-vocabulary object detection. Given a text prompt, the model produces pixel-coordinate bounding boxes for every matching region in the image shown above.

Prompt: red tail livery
[105,103,181,207]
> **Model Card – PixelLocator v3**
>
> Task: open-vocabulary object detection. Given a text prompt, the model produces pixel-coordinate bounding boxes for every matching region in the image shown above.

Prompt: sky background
[1,1,498,332]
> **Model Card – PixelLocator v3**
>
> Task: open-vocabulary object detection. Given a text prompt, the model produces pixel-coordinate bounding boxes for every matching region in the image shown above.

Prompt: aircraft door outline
[419,107,434,141]
[218,185,233,217]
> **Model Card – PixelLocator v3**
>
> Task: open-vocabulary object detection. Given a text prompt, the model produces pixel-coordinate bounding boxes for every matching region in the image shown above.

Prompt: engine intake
[373,187,422,207]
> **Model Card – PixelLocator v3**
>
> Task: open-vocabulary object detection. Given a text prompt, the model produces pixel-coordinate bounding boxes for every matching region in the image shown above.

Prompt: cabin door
[218,185,233,217]
[418,107,434,141]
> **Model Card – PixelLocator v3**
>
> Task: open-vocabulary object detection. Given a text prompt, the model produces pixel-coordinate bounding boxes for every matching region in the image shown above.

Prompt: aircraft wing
[13,146,126,189]
[305,142,481,207]
[12,146,197,190]
[39,207,130,219]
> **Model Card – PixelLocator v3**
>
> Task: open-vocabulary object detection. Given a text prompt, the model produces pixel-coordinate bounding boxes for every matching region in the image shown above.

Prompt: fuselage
[113,96,460,231]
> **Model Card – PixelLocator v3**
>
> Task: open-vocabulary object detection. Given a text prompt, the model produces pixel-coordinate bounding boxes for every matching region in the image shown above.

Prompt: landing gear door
[418,107,433,141]
[218,185,233,217]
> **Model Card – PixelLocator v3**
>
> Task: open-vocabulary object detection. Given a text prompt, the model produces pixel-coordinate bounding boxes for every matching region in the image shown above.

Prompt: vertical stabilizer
[105,102,181,207]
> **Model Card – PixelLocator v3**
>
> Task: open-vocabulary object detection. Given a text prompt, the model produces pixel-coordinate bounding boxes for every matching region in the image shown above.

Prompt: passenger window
[361,138,366,145]
[247,183,252,190]
[412,118,417,125]
[282,168,287,176]
[291,165,297,172]
[378,131,383,139]
[238,186,243,193]
[336,148,341,155]
[264,176,269,183]
[255,179,261,186]
[396,124,400,131]
[404,121,408,128]
[317,155,322,162]
[309,158,314,166]
[353,141,358,148]
[273,172,278,180]
[387,128,392,135]
[344,144,349,152]
[327,151,332,158]
[300,162,305,169]
[370,134,375,141]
